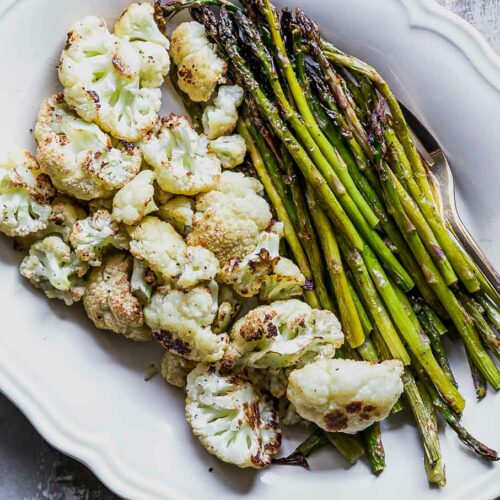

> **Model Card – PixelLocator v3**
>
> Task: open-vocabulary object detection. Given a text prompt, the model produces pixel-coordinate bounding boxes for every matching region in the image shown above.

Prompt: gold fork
[399,104,500,298]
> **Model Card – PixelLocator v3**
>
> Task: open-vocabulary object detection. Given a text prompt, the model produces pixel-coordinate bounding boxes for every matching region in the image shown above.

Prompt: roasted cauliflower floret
[83,253,152,341]
[202,85,244,139]
[35,94,141,200]
[88,197,113,214]
[259,257,307,303]
[15,195,87,250]
[219,222,305,300]
[153,183,173,206]
[0,149,55,237]
[20,235,88,305]
[140,114,221,196]
[170,21,226,102]
[157,195,194,236]
[243,366,292,399]
[130,258,155,303]
[185,363,281,468]
[160,351,195,388]
[58,3,170,141]
[212,285,242,335]
[225,299,344,370]
[129,216,219,289]
[209,135,246,169]
[144,283,227,362]
[70,210,128,266]
[187,171,272,263]
[287,359,404,434]
[277,398,303,426]
[112,169,157,225]
[170,21,208,66]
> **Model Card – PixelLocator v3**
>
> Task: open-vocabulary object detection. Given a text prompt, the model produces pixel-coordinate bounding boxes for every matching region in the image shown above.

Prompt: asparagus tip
[272,451,310,469]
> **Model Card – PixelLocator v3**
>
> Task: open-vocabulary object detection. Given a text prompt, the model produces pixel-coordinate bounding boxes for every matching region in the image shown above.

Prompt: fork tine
[397,102,500,301]
[398,102,435,166]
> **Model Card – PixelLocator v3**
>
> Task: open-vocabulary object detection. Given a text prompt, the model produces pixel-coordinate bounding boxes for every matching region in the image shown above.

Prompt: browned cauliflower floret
[20,235,88,305]
[225,299,344,370]
[83,252,152,341]
[157,195,195,236]
[287,359,404,434]
[219,222,305,300]
[14,195,87,250]
[145,282,226,363]
[170,22,227,102]
[185,363,281,468]
[129,216,219,289]
[35,94,142,200]
[58,4,170,141]
[140,114,221,196]
[69,210,129,267]
[160,351,196,388]
[112,169,157,226]
[187,171,272,263]
[0,149,55,238]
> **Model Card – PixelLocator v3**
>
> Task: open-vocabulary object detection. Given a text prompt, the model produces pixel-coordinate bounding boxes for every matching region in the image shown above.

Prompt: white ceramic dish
[0,0,499,499]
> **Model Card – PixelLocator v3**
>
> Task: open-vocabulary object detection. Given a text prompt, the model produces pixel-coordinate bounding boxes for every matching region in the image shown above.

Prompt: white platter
[0,0,499,499]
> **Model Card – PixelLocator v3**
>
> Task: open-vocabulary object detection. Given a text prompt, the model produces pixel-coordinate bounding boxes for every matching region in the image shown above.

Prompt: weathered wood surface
[0,1,498,498]
[437,0,500,52]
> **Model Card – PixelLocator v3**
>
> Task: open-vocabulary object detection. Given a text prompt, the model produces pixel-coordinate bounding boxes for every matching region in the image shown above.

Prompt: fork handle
[446,215,500,299]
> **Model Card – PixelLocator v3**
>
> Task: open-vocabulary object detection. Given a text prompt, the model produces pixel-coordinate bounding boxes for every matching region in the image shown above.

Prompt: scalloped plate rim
[0,0,499,499]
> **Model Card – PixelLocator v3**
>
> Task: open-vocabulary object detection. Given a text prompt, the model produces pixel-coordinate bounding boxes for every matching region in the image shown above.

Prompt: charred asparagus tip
[272,451,310,469]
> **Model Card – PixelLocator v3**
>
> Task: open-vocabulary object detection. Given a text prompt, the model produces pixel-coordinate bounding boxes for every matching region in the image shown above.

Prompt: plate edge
[0,0,498,499]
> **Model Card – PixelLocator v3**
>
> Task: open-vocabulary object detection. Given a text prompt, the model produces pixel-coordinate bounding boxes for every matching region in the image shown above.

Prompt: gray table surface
[0,1,499,499]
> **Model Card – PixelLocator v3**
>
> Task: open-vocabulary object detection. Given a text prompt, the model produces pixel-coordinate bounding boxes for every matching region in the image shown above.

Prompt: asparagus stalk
[338,236,410,364]
[337,66,370,124]
[275,428,366,468]
[402,369,443,468]
[206,7,364,250]
[457,291,500,360]
[412,355,498,460]
[305,187,365,348]
[305,62,375,180]
[240,3,415,290]
[372,329,447,478]
[370,111,500,391]
[477,293,500,330]
[348,279,373,336]
[280,147,335,312]
[385,139,458,286]
[273,428,326,468]
[466,350,487,401]
[361,243,465,412]
[244,114,298,227]
[370,328,405,413]
[161,0,240,19]
[362,424,385,475]
[238,119,320,309]
[246,99,335,312]
[422,304,448,336]
[357,336,379,362]
[292,28,444,314]
[324,432,365,465]
[413,300,457,387]
[296,11,372,158]
[321,45,480,292]
[234,9,379,230]
[418,381,446,487]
